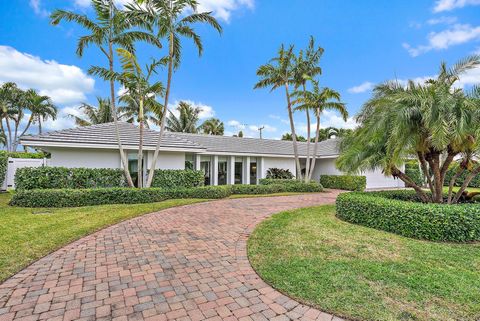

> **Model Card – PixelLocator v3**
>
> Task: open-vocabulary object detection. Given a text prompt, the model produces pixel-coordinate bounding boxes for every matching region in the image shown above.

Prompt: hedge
[405,160,424,187]
[336,190,480,242]
[15,167,127,190]
[445,163,480,188]
[10,186,231,208]
[231,182,323,195]
[265,168,294,179]
[151,169,204,189]
[319,175,366,191]
[0,151,45,187]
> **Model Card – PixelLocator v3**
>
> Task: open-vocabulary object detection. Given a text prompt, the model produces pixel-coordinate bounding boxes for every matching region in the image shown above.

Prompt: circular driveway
[0,192,343,321]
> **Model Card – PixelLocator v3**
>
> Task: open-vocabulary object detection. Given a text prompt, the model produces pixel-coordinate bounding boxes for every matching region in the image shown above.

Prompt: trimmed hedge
[319,175,366,191]
[10,186,231,208]
[336,190,480,242]
[15,167,127,190]
[151,169,204,189]
[231,182,323,195]
[405,160,424,186]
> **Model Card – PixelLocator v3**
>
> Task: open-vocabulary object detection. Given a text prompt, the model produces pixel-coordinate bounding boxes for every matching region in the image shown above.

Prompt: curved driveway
[0,191,343,321]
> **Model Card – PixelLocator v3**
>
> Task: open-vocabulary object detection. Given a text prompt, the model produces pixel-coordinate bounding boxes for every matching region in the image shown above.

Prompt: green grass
[443,186,480,193]
[0,193,206,283]
[248,205,480,321]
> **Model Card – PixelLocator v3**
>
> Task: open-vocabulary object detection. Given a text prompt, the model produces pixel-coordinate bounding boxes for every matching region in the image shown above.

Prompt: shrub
[445,163,480,188]
[234,181,323,194]
[10,186,231,208]
[260,178,306,186]
[405,160,424,187]
[265,168,294,179]
[0,151,46,187]
[336,190,480,242]
[151,169,204,189]
[320,175,366,191]
[15,167,127,190]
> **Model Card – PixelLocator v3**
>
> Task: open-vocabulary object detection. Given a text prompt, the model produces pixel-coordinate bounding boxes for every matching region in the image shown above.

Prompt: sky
[1,0,480,139]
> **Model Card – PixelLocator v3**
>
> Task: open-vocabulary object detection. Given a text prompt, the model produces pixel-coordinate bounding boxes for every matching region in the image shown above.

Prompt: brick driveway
[0,191,343,321]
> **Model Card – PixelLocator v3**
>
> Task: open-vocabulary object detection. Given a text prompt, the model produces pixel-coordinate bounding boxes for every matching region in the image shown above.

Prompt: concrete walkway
[0,192,343,321]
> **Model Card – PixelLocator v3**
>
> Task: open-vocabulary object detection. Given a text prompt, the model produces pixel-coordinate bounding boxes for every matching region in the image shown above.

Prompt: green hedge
[10,186,231,208]
[336,190,480,242]
[231,182,323,195]
[445,163,480,188]
[151,169,204,189]
[15,167,127,190]
[0,151,45,187]
[319,175,366,191]
[405,160,424,186]
[265,168,294,179]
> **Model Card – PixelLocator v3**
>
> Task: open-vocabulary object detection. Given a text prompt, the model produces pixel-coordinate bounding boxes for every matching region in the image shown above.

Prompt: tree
[68,97,115,126]
[336,56,480,204]
[51,0,161,187]
[294,81,347,182]
[166,101,201,133]
[22,89,57,136]
[281,133,307,142]
[255,45,304,179]
[129,0,222,187]
[118,94,161,128]
[238,131,244,137]
[89,48,164,188]
[201,118,224,135]
[316,127,352,142]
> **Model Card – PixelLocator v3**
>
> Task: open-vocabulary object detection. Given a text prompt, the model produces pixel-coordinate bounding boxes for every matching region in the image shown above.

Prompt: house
[20,122,404,189]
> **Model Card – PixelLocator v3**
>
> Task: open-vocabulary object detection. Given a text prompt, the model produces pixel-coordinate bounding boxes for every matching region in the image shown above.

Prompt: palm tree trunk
[5,118,12,152]
[392,166,429,202]
[285,83,302,181]
[12,119,20,152]
[18,116,34,140]
[303,84,311,183]
[137,98,144,188]
[38,117,42,134]
[308,111,321,182]
[108,42,134,188]
[448,166,464,204]
[146,32,174,188]
[452,165,480,203]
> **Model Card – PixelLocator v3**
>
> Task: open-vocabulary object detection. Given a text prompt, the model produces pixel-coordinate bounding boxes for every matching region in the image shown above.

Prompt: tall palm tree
[337,55,480,204]
[19,89,57,138]
[254,45,303,179]
[129,0,223,187]
[68,97,115,126]
[0,83,27,152]
[118,92,161,128]
[294,81,347,182]
[51,0,161,187]
[201,118,224,135]
[89,48,164,188]
[166,101,201,133]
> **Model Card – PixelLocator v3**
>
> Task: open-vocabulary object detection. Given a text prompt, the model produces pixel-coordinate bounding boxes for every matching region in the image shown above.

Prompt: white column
[258,157,265,183]
[228,156,235,185]
[195,154,201,171]
[243,156,250,185]
[212,155,219,186]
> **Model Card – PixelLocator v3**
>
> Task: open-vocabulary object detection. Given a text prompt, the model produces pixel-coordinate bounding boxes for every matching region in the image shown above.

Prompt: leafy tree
[201,118,224,135]
[51,0,161,187]
[281,133,307,142]
[118,93,162,128]
[166,101,201,133]
[316,127,352,141]
[68,97,115,126]
[237,130,244,137]
[128,0,222,187]
[337,56,480,204]
[22,89,57,136]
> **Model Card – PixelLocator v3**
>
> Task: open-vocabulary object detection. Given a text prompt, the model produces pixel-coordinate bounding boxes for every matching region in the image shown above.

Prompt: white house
[20,122,403,189]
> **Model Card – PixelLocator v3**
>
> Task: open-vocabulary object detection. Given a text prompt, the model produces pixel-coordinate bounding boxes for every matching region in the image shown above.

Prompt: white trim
[196,151,340,159]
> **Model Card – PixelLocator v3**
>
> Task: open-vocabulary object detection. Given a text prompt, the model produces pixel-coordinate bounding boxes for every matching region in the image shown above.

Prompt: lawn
[0,193,206,283]
[248,205,480,321]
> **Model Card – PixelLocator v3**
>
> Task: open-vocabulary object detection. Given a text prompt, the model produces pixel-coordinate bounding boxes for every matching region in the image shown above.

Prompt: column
[228,156,235,185]
[195,154,201,171]
[243,156,250,185]
[212,155,219,186]
[258,157,265,183]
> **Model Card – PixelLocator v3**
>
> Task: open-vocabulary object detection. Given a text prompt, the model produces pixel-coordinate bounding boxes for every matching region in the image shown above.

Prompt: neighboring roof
[21,122,340,157]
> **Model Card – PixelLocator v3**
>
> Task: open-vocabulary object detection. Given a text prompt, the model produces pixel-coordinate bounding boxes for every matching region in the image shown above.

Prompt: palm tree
[281,133,307,142]
[68,97,115,126]
[294,81,347,182]
[51,0,161,187]
[118,92,162,128]
[254,45,304,179]
[0,83,28,152]
[166,101,201,133]
[89,48,164,188]
[337,55,480,204]
[129,0,223,187]
[19,89,57,138]
[201,118,224,135]
[316,127,352,141]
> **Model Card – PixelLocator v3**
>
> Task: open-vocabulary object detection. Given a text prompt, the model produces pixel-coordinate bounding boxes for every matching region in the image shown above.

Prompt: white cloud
[403,24,480,56]
[227,119,277,138]
[427,16,457,25]
[0,46,95,105]
[268,114,290,125]
[348,81,374,94]
[29,0,49,17]
[433,0,480,12]
[227,120,246,129]
[169,100,215,119]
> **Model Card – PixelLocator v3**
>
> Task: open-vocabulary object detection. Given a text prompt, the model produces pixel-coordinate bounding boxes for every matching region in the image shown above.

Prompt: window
[250,157,257,185]
[128,152,143,187]
[234,159,243,184]
[200,156,211,186]
[218,156,228,185]
[185,154,194,170]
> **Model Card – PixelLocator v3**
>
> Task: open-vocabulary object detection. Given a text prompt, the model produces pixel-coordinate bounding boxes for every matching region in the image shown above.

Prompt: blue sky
[1,0,480,139]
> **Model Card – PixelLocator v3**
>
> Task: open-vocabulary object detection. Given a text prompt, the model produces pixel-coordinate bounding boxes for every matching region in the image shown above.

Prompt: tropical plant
[166,101,201,133]
[51,0,161,187]
[281,133,307,142]
[201,118,224,135]
[118,94,161,128]
[89,48,164,188]
[336,55,480,204]
[127,0,223,187]
[317,127,352,141]
[68,97,114,127]
[294,81,347,182]
[254,45,304,179]
[22,89,57,135]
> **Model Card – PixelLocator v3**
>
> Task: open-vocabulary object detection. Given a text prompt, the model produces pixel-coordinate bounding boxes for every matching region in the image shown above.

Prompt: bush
[10,186,231,208]
[336,190,480,242]
[265,168,294,179]
[151,169,204,189]
[260,178,306,186]
[445,163,480,188]
[15,167,127,190]
[0,151,46,187]
[405,160,424,186]
[234,181,323,195]
[319,175,366,191]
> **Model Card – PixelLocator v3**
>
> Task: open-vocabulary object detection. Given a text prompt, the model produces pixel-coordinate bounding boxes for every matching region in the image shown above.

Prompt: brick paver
[0,192,344,321]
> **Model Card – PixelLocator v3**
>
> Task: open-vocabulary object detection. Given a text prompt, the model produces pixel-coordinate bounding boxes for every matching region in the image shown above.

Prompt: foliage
[445,162,480,188]
[336,190,480,242]
[68,97,115,126]
[166,101,201,133]
[281,133,307,142]
[265,168,294,179]
[201,118,224,135]
[337,55,480,204]
[232,182,323,195]
[0,151,46,186]
[319,174,366,191]
[15,167,127,190]
[151,169,204,189]
[405,160,424,187]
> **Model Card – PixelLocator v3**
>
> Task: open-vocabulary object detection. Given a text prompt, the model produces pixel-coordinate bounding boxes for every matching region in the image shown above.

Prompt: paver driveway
[0,191,343,321]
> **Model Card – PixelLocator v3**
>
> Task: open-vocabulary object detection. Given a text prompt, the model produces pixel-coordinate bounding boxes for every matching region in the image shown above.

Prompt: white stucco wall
[262,157,296,178]
[48,148,121,169]
[146,151,185,170]
[312,158,404,189]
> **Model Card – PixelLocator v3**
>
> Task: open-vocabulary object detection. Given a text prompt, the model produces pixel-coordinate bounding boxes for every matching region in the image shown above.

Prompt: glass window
[185,154,194,170]
[200,156,211,186]
[250,157,257,185]
[218,156,228,186]
[234,159,243,184]
[128,152,143,187]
